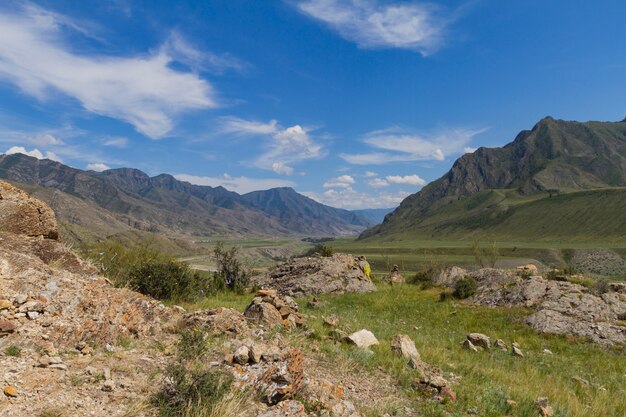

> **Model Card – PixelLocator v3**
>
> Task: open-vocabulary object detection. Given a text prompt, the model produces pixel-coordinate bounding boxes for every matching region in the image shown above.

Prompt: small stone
[14,295,27,305]
[0,300,11,310]
[249,343,264,363]
[439,386,457,402]
[535,397,554,417]
[102,380,115,392]
[467,333,491,349]
[542,349,553,355]
[512,345,524,357]
[495,339,508,350]
[49,363,68,371]
[3,385,17,397]
[85,366,97,375]
[26,311,40,320]
[463,339,478,352]
[104,343,115,353]
[49,356,62,364]
[344,329,379,348]
[234,345,250,365]
[506,399,517,408]
[323,314,339,327]
[0,320,16,334]
[103,367,112,381]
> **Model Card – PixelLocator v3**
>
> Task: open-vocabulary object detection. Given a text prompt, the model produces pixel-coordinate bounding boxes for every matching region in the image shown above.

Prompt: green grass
[190,284,625,416]
[367,187,626,245]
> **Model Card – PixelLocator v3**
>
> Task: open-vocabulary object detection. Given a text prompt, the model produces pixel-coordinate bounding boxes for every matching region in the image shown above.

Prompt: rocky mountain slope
[362,117,626,241]
[0,153,372,240]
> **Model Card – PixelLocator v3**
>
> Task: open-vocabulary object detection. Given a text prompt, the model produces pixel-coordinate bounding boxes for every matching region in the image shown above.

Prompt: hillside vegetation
[363,117,626,243]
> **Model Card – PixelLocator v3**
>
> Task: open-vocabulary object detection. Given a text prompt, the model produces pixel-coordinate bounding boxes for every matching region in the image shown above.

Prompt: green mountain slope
[362,117,626,243]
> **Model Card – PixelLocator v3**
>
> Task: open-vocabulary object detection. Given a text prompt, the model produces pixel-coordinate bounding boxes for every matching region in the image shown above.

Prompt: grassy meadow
[186,284,626,417]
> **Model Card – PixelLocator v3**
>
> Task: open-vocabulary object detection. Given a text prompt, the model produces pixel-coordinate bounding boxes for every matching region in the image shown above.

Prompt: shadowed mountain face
[362,117,626,241]
[0,153,372,239]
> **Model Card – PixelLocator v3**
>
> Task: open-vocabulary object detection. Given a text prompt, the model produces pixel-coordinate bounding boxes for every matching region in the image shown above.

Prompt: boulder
[535,397,554,417]
[385,265,405,285]
[345,329,379,348]
[467,333,491,349]
[249,253,376,297]
[390,334,420,359]
[245,300,283,326]
[234,345,250,365]
[462,339,478,352]
[511,345,524,358]
[0,181,59,240]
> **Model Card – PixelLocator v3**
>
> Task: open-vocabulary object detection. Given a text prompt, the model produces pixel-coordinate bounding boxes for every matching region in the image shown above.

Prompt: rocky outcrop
[0,180,59,240]
[250,254,376,297]
[461,268,626,346]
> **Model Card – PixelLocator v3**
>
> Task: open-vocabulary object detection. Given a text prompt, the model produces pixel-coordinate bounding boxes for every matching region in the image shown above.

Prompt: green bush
[4,345,21,356]
[439,290,454,302]
[453,276,478,299]
[152,363,233,417]
[303,244,334,257]
[128,260,216,302]
[410,267,437,289]
[177,329,209,360]
[591,278,610,296]
[213,242,249,292]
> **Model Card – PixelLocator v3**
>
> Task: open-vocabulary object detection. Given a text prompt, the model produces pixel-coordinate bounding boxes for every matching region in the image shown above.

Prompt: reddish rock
[0,181,59,240]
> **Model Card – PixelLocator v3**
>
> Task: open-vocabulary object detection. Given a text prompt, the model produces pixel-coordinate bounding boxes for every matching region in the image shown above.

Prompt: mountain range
[361,116,626,242]
[0,153,373,242]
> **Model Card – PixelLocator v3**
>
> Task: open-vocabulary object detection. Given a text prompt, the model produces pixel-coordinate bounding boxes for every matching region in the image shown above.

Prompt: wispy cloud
[0,4,217,139]
[340,126,487,165]
[367,177,389,188]
[102,136,129,148]
[175,173,295,194]
[220,117,325,175]
[296,0,448,55]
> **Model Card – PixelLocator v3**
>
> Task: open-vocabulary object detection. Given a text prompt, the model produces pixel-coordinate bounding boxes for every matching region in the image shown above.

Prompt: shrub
[177,329,209,360]
[439,290,454,302]
[591,278,610,296]
[152,364,233,417]
[128,260,213,302]
[303,244,334,257]
[213,242,249,292]
[4,345,21,357]
[453,276,478,299]
[410,267,437,289]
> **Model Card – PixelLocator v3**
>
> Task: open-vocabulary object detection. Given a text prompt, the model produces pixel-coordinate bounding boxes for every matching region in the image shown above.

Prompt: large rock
[250,253,376,297]
[244,290,306,327]
[0,181,59,240]
[184,307,249,335]
[390,334,419,359]
[345,329,379,348]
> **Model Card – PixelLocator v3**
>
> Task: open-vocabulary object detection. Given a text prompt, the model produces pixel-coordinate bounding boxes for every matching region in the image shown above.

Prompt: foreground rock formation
[250,253,376,297]
[0,180,59,240]
[438,267,626,346]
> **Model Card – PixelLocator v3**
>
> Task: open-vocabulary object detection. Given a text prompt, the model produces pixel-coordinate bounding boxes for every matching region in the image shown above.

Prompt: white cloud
[464,146,477,154]
[323,174,355,188]
[364,171,378,177]
[163,32,248,74]
[175,173,295,194]
[272,162,294,175]
[367,178,389,188]
[220,117,324,173]
[5,146,62,162]
[0,5,216,139]
[102,137,129,148]
[340,127,487,165]
[296,0,447,55]
[304,186,408,209]
[86,162,111,171]
[386,174,426,186]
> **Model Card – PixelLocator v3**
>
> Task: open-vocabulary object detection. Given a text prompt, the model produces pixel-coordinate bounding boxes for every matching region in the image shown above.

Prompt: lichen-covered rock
[0,181,59,240]
[185,307,249,335]
[250,253,376,297]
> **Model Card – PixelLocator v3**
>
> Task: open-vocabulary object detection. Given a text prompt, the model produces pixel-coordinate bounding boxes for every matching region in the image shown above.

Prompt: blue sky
[0,0,625,209]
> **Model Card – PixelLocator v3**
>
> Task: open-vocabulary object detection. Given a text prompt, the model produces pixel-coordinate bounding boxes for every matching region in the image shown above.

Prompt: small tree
[471,239,484,268]
[487,241,499,268]
[213,241,249,291]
